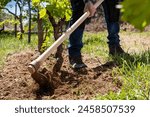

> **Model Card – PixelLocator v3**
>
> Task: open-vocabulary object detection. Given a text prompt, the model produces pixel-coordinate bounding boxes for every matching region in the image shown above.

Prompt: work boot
[109,45,126,56]
[69,56,87,69]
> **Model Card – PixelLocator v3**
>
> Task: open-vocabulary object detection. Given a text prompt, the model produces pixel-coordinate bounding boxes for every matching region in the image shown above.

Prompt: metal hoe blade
[31,69,51,88]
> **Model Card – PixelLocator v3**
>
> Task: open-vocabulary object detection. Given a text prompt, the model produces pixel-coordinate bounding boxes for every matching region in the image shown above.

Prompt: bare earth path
[0,50,120,100]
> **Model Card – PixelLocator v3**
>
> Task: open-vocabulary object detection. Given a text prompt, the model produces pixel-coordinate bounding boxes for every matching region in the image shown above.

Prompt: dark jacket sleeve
[83,0,91,3]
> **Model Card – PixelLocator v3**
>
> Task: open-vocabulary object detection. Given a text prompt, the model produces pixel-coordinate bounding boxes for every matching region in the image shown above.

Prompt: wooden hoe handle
[28,0,104,74]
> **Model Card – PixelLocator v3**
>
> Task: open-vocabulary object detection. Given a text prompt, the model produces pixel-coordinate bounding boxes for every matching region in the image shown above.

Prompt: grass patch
[82,32,109,62]
[95,51,150,100]
[0,33,37,68]
[81,31,150,100]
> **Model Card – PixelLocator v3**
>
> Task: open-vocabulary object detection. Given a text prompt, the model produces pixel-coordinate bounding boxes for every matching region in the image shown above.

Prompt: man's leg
[68,0,87,68]
[102,0,125,55]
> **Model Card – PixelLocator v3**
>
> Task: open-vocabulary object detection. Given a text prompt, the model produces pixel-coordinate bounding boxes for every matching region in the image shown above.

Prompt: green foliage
[24,22,37,33]
[39,8,46,19]
[32,0,71,21]
[41,35,54,52]
[0,0,10,7]
[0,9,13,20]
[0,10,19,29]
[45,0,71,21]
[122,0,150,30]
[40,21,54,50]
[32,0,40,6]
[32,0,71,51]
[17,32,22,39]
[0,19,19,27]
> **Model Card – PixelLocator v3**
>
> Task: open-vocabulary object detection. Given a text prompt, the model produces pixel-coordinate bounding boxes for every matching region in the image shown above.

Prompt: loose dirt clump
[0,50,121,100]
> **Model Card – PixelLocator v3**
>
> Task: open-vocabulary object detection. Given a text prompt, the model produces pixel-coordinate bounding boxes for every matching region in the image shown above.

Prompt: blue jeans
[68,0,120,57]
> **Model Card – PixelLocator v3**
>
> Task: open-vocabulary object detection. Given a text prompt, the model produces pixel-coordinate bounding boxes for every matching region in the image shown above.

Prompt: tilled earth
[0,50,121,100]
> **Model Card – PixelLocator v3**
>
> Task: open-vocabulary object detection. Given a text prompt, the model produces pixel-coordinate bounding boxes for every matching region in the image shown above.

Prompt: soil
[0,50,121,100]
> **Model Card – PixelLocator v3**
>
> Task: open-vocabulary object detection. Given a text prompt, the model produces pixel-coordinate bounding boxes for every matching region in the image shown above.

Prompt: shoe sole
[70,63,87,69]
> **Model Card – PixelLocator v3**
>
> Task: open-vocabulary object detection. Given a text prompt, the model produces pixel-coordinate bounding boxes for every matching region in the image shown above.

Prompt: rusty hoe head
[28,60,50,88]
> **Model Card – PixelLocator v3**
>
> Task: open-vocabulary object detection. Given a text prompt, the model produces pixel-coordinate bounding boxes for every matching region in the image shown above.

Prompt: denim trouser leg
[68,0,85,57]
[68,28,84,57]
[102,0,120,46]
[68,0,121,57]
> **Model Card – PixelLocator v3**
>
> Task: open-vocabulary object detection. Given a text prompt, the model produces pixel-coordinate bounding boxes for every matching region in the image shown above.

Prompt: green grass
[0,33,38,68]
[82,32,109,62]
[81,31,150,100]
[95,51,150,100]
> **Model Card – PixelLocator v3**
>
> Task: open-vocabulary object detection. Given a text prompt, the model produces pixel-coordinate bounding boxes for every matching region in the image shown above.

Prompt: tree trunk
[19,12,24,39]
[17,1,24,40]
[0,24,4,33]
[52,26,64,72]
[14,0,18,37]
[37,13,44,53]
[20,15,24,33]
[28,0,31,43]
[47,10,65,72]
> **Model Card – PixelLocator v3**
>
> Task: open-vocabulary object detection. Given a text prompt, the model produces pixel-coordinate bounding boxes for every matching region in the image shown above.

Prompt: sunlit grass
[95,50,150,100]
[0,33,38,68]
[82,32,109,62]
[81,31,150,100]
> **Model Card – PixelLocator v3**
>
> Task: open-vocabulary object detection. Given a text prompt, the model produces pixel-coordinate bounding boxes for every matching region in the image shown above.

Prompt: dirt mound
[0,50,121,100]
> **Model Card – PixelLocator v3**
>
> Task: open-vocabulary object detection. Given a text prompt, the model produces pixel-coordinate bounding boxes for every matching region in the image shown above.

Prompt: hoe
[28,0,104,88]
